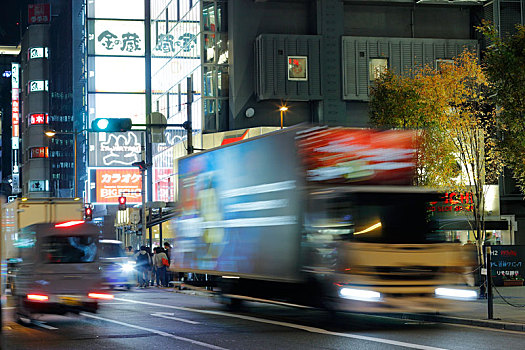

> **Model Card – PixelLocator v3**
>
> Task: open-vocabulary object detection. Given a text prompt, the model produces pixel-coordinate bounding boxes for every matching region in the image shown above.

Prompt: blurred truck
[171,126,477,313]
[1,198,84,295]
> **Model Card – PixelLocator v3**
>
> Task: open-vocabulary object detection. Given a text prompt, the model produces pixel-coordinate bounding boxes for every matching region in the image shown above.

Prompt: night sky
[0,0,30,46]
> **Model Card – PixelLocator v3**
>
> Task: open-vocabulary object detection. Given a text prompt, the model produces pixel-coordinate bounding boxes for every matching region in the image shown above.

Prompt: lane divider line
[80,312,228,350]
[113,297,447,350]
[151,312,200,325]
[33,321,58,330]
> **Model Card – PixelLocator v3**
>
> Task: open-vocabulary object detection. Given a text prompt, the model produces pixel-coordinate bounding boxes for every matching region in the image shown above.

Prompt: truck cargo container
[170,126,477,313]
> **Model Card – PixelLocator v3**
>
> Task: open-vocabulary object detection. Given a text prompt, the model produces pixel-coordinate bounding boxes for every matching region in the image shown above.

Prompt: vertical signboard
[11,63,20,193]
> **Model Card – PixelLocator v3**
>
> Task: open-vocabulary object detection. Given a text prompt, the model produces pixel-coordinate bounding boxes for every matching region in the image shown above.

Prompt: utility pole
[186,76,193,155]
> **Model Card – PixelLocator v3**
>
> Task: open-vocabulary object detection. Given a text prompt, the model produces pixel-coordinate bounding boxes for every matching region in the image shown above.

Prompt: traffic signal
[118,196,126,211]
[91,118,132,132]
[84,207,93,221]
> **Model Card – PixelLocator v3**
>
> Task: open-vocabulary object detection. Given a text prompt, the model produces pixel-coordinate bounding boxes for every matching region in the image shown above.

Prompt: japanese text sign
[28,4,51,24]
[96,168,142,204]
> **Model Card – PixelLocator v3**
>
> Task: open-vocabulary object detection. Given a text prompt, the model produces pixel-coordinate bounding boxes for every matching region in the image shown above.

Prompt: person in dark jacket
[136,246,151,288]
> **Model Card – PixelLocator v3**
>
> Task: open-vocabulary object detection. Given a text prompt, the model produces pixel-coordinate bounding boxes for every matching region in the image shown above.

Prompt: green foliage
[479,22,525,193]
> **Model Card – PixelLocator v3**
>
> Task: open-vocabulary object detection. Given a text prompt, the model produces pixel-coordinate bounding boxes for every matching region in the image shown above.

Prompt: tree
[479,22,525,193]
[369,51,503,265]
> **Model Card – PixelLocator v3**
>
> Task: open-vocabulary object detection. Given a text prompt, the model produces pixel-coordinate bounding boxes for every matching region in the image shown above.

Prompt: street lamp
[279,106,288,129]
[44,129,85,198]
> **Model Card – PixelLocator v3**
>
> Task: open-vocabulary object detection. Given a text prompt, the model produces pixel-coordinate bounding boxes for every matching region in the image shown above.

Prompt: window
[41,236,97,263]
[287,56,308,81]
[369,58,388,81]
[435,59,454,72]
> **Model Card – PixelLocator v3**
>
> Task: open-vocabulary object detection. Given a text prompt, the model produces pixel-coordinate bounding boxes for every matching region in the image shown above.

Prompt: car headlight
[121,262,135,273]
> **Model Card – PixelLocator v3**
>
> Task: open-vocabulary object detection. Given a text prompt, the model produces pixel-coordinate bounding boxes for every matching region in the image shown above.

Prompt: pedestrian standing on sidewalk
[163,242,172,285]
[136,246,151,288]
[153,247,169,287]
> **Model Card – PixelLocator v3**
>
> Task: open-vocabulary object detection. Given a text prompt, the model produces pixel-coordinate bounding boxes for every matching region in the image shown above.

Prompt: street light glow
[279,106,288,112]
[44,129,56,137]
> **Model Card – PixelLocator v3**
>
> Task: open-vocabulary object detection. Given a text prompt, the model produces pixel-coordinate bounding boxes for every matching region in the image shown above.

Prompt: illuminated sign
[29,47,49,59]
[87,0,145,20]
[29,113,49,125]
[11,63,19,151]
[30,147,49,159]
[28,4,51,24]
[29,80,49,92]
[288,56,308,81]
[88,131,142,167]
[29,180,49,192]
[88,56,145,93]
[88,20,145,56]
[95,168,142,204]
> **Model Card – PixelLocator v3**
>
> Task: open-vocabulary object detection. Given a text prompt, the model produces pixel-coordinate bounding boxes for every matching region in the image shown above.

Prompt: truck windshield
[99,243,125,258]
[41,236,97,263]
[306,191,446,244]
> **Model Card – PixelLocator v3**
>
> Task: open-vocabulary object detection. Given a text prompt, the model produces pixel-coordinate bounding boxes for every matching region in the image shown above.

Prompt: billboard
[297,127,418,185]
[94,168,142,204]
[89,131,142,167]
[172,130,303,281]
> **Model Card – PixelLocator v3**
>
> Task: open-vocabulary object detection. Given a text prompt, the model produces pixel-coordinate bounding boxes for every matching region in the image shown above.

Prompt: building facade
[73,0,525,244]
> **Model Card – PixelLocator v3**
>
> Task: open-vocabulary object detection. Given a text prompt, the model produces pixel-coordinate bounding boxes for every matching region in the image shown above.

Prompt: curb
[393,313,525,332]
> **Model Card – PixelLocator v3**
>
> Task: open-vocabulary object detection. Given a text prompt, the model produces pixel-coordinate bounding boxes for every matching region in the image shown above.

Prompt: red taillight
[27,294,49,301]
[88,293,114,300]
[55,220,85,228]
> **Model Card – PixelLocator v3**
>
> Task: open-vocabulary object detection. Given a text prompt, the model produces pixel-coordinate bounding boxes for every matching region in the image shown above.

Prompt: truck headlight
[435,287,477,300]
[339,287,382,302]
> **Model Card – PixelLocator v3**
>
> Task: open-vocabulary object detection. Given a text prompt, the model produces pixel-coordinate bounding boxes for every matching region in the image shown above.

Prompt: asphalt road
[3,288,525,350]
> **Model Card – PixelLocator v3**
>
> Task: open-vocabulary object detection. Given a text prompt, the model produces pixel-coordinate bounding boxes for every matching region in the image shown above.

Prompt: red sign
[96,169,142,204]
[30,147,49,158]
[12,88,19,137]
[30,113,49,125]
[297,128,419,185]
[28,4,51,24]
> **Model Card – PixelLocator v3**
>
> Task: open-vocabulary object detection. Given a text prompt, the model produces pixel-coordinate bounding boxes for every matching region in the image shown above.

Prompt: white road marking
[80,312,228,350]
[114,297,448,350]
[33,321,58,330]
[151,312,200,325]
[1,307,15,310]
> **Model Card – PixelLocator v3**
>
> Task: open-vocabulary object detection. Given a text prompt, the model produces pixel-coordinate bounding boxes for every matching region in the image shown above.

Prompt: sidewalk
[400,286,525,331]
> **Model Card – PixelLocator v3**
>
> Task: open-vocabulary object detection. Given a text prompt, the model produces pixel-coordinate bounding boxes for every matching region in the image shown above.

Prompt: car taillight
[27,294,49,301]
[88,292,114,300]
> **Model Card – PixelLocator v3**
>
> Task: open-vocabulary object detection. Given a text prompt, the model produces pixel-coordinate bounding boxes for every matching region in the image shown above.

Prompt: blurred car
[99,240,135,290]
